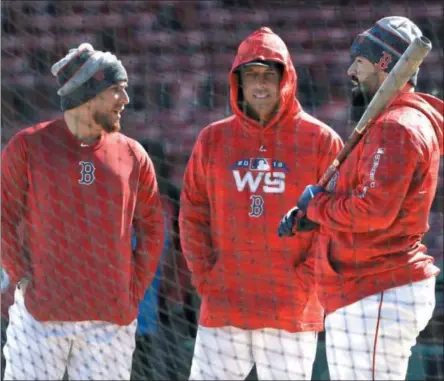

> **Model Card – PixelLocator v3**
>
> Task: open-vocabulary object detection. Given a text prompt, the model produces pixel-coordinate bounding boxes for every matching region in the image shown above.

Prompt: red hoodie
[179,28,343,332]
[1,120,165,324]
[307,89,443,314]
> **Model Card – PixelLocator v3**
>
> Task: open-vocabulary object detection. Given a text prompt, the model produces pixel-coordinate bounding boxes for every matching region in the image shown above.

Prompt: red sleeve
[132,149,165,302]
[308,122,419,232]
[179,130,214,294]
[1,132,30,285]
[317,127,344,179]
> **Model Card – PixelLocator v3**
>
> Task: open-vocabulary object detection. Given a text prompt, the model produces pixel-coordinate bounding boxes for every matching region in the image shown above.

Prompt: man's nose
[347,63,356,77]
[256,75,267,87]
[120,89,130,105]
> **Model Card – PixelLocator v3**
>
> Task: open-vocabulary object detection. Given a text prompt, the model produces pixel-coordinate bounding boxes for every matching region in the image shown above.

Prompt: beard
[350,87,371,123]
[350,71,382,123]
[93,110,121,133]
[350,79,373,123]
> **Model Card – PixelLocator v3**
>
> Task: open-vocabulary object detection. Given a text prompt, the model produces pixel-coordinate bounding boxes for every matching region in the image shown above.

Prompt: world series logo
[230,157,290,217]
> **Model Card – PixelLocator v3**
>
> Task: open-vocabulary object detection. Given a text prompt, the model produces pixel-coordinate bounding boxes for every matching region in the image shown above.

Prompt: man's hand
[277,206,320,236]
[277,185,326,237]
[278,206,300,237]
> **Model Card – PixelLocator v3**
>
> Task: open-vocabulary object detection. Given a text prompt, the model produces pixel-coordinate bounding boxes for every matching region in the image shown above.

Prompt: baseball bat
[317,36,432,188]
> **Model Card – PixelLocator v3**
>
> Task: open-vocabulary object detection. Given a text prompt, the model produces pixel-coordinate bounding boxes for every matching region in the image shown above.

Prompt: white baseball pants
[325,277,436,380]
[188,325,318,380]
[3,286,137,380]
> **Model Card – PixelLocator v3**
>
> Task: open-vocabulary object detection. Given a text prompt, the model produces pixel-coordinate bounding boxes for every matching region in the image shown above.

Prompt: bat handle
[317,160,340,187]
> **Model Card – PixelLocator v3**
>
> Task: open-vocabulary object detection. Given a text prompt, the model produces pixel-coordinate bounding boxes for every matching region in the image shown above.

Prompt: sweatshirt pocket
[204,251,304,297]
[204,255,242,292]
[315,234,342,278]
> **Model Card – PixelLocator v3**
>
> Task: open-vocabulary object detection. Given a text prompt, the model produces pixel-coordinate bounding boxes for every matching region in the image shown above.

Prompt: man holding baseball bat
[278,16,443,380]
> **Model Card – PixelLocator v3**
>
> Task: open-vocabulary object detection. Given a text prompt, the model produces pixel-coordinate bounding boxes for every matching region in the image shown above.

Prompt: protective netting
[1,1,443,380]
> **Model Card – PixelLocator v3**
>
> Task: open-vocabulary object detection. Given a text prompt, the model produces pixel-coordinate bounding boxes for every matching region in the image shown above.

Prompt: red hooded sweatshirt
[307,89,443,314]
[179,27,343,332]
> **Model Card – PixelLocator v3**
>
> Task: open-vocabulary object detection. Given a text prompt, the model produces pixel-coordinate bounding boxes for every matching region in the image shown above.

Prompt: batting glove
[297,185,325,212]
[277,206,321,236]
[278,206,299,237]
[277,185,325,237]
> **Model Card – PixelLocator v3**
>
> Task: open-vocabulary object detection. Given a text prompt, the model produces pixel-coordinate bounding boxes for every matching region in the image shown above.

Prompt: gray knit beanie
[51,43,128,111]
[351,16,423,85]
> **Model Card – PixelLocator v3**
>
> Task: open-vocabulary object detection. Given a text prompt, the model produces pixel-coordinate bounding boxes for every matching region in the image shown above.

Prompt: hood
[391,91,443,155]
[229,27,301,132]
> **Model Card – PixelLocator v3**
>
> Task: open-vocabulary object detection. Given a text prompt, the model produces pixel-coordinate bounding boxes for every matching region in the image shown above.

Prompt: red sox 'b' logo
[375,51,392,71]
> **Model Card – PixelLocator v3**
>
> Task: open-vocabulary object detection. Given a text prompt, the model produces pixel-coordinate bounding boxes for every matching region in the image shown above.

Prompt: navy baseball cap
[235,60,283,73]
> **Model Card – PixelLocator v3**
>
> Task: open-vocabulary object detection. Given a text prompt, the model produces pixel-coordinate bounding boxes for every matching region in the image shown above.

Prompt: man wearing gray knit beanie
[50,42,129,141]
[2,44,165,380]
[348,16,423,121]
[278,15,443,380]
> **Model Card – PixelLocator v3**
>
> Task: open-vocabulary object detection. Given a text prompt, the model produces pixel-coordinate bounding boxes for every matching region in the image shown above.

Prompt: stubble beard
[350,76,376,123]
[93,110,121,133]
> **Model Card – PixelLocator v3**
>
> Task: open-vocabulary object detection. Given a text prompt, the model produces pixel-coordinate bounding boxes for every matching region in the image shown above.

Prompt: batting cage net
[1,0,443,380]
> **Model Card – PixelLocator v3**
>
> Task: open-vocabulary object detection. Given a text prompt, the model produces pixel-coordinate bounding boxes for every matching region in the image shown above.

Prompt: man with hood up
[179,27,343,380]
[278,16,443,380]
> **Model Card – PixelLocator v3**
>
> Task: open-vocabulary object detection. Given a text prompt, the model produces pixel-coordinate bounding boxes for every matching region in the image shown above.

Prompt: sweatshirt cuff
[307,192,330,223]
